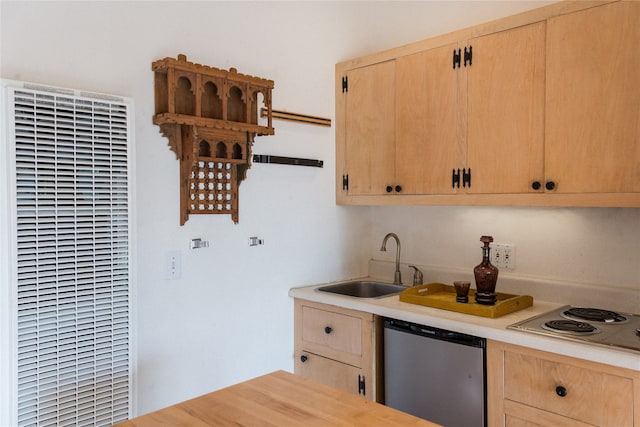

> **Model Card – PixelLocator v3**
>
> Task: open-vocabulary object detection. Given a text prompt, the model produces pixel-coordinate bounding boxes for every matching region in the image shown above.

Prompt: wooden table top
[114,370,441,426]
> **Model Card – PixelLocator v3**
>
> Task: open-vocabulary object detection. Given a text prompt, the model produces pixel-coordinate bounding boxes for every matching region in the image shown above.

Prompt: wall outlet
[165,250,182,279]
[492,243,515,270]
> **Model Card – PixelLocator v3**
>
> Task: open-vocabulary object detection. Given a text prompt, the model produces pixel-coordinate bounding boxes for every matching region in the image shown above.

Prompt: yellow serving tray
[399,283,533,318]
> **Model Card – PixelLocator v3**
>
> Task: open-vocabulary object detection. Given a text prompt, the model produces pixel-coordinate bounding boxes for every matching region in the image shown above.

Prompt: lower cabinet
[293,299,379,401]
[296,352,364,397]
[293,301,640,420]
[487,340,640,427]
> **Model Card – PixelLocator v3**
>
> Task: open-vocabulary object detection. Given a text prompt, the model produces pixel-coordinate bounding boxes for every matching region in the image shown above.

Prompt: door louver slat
[8,86,132,426]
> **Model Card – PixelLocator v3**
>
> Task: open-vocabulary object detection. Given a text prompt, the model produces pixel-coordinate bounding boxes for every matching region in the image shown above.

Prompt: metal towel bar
[253,155,323,168]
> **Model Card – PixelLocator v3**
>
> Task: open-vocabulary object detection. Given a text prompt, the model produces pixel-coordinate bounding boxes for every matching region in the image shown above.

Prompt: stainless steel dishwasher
[383,318,486,427]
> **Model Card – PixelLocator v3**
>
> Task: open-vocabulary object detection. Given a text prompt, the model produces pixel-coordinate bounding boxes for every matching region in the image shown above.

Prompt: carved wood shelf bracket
[153,54,274,224]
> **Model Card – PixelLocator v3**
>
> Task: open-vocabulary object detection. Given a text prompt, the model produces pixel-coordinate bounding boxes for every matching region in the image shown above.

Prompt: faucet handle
[408,265,423,286]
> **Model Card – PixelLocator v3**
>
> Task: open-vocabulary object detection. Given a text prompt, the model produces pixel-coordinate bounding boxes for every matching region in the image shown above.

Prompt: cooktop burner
[542,319,599,335]
[508,305,640,353]
[562,307,627,323]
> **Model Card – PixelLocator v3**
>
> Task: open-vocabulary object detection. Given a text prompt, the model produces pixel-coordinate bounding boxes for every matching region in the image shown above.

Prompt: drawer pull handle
[555,385,568,397]
[300,355,308,363]
[324,326,333,334]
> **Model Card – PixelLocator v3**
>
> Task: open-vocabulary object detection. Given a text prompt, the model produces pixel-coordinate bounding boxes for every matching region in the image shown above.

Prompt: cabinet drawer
[300,305,363,358]
[504,400,594,427]
[504,350,633,426]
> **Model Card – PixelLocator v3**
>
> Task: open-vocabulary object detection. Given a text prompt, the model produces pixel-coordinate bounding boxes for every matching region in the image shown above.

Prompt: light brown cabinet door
[467,22,546,194]
[343,60,396,195]
[395,44,463,194]
[545,1,640,193]
[296,352,365,398]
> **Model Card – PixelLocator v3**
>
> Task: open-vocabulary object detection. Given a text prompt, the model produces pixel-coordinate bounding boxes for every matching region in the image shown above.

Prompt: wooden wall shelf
[153,54,274,224]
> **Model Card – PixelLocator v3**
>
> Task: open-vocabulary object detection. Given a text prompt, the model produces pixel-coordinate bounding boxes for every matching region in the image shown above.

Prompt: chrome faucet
[380,233,402,285]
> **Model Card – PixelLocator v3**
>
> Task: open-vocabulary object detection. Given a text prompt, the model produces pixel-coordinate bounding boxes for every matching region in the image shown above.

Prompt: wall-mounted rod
[260,108,331,127]
[253,155,323,168]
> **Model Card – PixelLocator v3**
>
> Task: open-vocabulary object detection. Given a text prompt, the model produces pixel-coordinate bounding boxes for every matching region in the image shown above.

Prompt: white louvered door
[2,82,133,427]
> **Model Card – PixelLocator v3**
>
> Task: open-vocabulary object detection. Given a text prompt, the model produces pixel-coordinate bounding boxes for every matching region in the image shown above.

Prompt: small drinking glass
[453,281,471,303]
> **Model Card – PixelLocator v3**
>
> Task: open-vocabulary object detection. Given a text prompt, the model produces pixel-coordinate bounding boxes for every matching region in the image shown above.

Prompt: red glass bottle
[474,236,499,305]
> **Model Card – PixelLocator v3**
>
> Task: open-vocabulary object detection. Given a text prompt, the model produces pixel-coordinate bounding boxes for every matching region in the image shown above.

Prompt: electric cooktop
[508,306,640,353]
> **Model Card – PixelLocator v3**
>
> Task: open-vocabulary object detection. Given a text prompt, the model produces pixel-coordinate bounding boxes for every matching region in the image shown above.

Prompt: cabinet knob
[300,355,308,363]
[555,385,567,397]
[545,181,556,191]
[324,326,333,334]
[395,185,402,193]
[386,186,393,193]
[531,181,541,190]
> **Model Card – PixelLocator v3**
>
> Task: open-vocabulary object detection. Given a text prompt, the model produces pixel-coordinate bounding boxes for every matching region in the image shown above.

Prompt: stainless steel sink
[316,281,406,298]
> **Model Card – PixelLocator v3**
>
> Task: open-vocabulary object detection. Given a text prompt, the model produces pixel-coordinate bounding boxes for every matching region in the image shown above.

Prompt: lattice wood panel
[188,160,238,222]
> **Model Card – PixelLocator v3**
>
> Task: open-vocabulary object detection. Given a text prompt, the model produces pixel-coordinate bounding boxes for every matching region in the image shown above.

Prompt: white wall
[372,206,640,291]
[6,0,636,419]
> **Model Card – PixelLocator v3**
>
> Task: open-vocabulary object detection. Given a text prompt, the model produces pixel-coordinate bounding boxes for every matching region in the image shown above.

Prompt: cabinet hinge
[342,76,348,93]
[464,45,473,67]
[358,375,366,396]
[452,168,461,188]
[452,48,461,69]
[463,168,472,188]
[342,174,349,191]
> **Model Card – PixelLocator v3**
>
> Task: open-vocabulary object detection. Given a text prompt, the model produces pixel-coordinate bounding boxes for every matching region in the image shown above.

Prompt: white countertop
[289,279,640,372]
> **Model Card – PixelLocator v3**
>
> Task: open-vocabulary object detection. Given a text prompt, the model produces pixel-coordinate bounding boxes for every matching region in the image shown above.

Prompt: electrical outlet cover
[492,243,515,270]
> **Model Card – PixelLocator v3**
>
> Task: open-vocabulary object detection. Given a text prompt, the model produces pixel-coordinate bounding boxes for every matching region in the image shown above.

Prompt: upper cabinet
[341,60,396,196]
[545,1,640,194]
[466,23,545,195]
[395,43,461,195]
[336,0,640,207]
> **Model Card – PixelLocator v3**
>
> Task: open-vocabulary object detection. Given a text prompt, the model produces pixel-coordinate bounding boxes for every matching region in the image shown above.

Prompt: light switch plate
[165,250,181,279]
